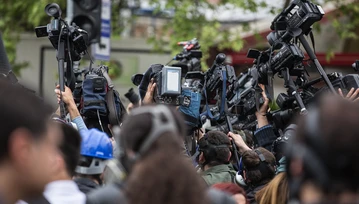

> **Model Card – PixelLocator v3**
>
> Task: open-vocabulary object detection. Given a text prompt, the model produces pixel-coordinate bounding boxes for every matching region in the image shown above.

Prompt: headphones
[242,148,276,187]
[118,105,181,171]
[286,109,330,200]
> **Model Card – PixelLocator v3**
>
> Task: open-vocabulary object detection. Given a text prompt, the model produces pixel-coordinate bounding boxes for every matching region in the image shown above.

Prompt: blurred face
[14,122,61,198]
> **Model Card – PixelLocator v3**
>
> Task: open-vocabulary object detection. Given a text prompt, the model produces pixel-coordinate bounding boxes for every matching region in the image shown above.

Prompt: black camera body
[35,19,88,62]
[173,38,203,72]
[247,43,304,85]
[269,0,325,42]
[285,0,325,34]
[205,54,237,105]
[261,43,304,77]
[331,74,359,94]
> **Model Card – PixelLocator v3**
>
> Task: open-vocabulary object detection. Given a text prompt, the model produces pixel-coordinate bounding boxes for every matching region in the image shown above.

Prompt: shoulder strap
[106,88,120,126]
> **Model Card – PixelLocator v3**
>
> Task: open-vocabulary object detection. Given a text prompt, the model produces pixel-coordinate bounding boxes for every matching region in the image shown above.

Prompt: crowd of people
[1,71,359,204]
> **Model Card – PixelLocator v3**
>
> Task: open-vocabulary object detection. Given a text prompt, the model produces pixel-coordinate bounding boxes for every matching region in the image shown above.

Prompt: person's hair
[291,95,359,194]
[199,130,231,167]
[255,172,288,204]
[121,106,208,204]
[57,122,81,177]
[0,79,53,162]
[212,183,249,204]
[242,147,276,186]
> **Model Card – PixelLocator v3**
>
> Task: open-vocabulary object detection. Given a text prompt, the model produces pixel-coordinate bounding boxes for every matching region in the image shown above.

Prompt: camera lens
[45,3,62,18]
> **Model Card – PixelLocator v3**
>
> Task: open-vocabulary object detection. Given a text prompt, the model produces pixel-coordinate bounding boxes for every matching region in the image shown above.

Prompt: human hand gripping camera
[55,85,80,118]
[54,85,88,131]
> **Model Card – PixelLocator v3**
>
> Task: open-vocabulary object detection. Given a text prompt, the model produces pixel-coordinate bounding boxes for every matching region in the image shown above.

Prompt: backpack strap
[106,88,120,126]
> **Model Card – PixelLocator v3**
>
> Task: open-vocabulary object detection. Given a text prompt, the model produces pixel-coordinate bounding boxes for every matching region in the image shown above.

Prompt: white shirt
[16,180,86,204]
[43,180,86,204]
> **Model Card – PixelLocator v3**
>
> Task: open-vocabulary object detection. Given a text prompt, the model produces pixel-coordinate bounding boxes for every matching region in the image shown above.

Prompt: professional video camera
[171,38,203,72]
[204,53,237,105]
[35,3,88,119]
[225,0,329,132]
[267,0,325,46]
[35,3,126,131]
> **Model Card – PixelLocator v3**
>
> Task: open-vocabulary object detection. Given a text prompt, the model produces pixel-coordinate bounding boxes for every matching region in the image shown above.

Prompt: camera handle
[281,68,308,115]
[224,103,241,170]
[57,36,67,119]
[298,34,336,94]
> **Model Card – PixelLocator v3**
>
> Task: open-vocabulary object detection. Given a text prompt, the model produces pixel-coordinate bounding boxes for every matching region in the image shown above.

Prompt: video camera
[205,53,237,105]
[35,3,88,62]
[172,38,203,72]
[247,43,305,85]
[268,0,325,45]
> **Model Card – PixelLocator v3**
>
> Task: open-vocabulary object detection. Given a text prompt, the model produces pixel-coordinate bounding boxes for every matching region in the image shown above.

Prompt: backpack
[80,65,126,126]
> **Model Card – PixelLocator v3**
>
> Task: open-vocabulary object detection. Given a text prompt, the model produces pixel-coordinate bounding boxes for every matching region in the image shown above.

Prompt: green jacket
[201,164,237,186]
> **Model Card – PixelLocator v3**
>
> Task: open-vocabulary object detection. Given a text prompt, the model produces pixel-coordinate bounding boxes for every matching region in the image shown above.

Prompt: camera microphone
[215,53,226,64]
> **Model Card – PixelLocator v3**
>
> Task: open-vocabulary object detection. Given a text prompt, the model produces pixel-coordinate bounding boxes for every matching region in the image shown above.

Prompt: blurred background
[0,0,358,106]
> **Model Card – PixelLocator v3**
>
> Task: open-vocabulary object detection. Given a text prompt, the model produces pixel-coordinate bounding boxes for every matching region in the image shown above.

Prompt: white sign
[93,0,111,61]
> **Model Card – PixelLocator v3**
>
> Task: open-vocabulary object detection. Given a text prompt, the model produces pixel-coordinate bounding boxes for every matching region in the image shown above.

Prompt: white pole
[66,0,74,23]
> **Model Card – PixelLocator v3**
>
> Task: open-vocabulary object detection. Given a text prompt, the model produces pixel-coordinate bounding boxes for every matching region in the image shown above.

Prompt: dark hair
[0,79,53,162]
[121,105,208,204]
[199,130,231,167]
[290,95,359,193]
[57,122,81,177]
[242,147,276,186]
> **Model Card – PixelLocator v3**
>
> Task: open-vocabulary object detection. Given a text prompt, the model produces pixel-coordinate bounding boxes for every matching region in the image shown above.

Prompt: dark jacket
[74,177,99,194]
[86,182,126,204]
[246,184,266,204]
[201,164,237,186]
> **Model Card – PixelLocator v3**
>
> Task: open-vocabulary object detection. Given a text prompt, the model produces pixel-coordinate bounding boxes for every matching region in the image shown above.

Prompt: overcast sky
[133,0,287,22]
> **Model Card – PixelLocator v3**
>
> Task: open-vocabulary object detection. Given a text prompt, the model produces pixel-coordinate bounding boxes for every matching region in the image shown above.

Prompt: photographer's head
[51,120,82,179]
[118,105,186,172]
[287,95,359,203]
[75,129,113,184]
[118,105,208,204]
[197,131,232,169]
[0,79,57,203]
[242,147,276,187]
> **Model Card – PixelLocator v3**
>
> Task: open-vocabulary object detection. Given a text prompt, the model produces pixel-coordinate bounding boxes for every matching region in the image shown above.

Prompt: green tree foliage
[0,0,121,76]
[1,0,359,75]
[147,0,269,63]
[325,0,359,40]
[0,0,66,75]
[145,0,359,66]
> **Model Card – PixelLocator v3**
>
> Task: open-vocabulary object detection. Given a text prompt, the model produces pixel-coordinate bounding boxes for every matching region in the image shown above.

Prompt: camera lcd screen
[167,70,180,92]
[161,66,182,95]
